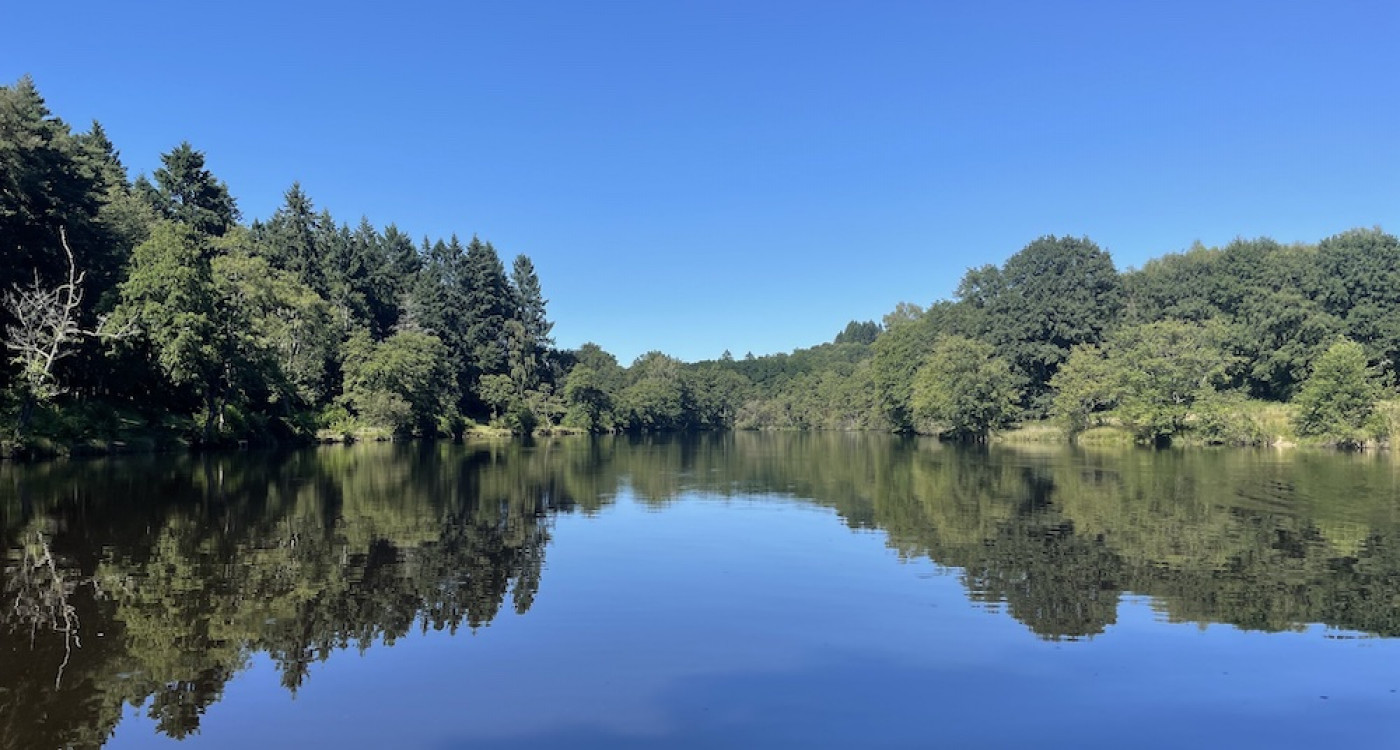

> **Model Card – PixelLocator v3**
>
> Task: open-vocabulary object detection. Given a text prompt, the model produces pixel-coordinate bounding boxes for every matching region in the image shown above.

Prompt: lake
[3,433,1399,748]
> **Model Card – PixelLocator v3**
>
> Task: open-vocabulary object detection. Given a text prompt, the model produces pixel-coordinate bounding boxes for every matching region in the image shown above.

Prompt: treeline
[1,77,564,446]
[570,228,1400,446]
[5,75,1400,448]
[701,230,1400,446]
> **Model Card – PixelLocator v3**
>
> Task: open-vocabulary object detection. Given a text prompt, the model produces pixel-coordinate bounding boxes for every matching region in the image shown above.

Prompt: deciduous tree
[910,336,1019,441]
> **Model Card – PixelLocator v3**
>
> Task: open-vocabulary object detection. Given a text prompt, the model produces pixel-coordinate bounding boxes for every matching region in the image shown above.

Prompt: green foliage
[143,141,238,237]
[510,254,553,364]
[1121,237,1342,400]
[462,236,514,403]
[0,77,132,388]
[1049,345,1117,434]
[684,365,751,429]
[1190,390,1273,446]
[1053,321,1234,443]
[210,233,336,408]
[910,336,1019,441]
[1292,339,1385,446]
[834,319,880,345]
[113,221,222,389]
[341,329,454,436]
[562,364,614,431]
[618,352,689,431]
[478,373,515,419]
[869,312,939,430]
[958,235,1122,414]
[1315,228,1400,380]
[1105,321,1235,443]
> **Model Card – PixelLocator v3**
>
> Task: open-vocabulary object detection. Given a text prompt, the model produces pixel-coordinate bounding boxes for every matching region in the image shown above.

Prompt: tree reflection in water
[3,434,1400,747]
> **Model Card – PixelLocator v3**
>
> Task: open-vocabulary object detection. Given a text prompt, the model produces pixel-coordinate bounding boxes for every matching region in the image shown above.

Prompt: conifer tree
[510,254,553,383]
[461,237,513,404]
[145,142,238,237]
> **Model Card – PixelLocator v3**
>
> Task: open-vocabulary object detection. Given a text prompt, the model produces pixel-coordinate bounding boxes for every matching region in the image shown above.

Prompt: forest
[4,75,1399,453]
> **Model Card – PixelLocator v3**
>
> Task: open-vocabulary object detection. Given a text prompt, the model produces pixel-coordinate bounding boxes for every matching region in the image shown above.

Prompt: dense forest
[3,76,1398,451]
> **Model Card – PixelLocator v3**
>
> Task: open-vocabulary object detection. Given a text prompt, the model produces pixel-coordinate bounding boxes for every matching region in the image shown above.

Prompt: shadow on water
[3,434,1400,746]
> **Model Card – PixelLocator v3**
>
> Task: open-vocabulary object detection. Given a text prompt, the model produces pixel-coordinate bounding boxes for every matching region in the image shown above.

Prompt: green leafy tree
[1315,228,1400,381]
[869,310,938,430]
[563,364,614,431]
[1123,237,1336,401]
[619,352,689,431]
[910,336,1019,441]
[1292,339,1385,446]
[112,221,227,436]
[210,233,335,409]
[504,318,537,398]
[1049,344,1118,434]
[478,373,515,421]
[958,236,1122,414]
[1105,321,1234,442]
[684,365,751,429]
[562,344,626,431]
[342,329,453,435]
[1052,320,1234,442]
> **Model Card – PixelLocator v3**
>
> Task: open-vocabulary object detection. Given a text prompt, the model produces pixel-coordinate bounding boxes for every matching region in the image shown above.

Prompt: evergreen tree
[0,78,133,398]
[316,210,361,328]
[461,237,513,413]
[145,142,238,237]
[257,183,323,293]
[834,320,880,345]
[510,254,552,350]
[349,218,396,339]
[509,254,553,386]
[409,236,471,400]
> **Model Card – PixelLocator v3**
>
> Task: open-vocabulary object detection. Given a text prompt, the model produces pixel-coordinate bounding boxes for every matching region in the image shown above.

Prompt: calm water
[3,434,1400,748]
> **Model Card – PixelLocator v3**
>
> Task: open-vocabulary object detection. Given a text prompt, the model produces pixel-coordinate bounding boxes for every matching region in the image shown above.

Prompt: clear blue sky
[7,1,1398,364]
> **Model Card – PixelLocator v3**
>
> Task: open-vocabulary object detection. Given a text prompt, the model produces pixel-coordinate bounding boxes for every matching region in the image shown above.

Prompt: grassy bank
[998,398,1400,450]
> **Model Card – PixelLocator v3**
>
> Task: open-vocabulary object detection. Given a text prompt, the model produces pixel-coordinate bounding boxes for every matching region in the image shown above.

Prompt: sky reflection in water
[2,435,1398,748]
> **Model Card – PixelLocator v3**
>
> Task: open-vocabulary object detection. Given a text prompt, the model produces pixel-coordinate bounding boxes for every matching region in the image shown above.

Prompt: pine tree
[510,254,553,383]
[146,142,238,237]
[461,237,512,395]
[410,236,471,400]
[258,182,323,293]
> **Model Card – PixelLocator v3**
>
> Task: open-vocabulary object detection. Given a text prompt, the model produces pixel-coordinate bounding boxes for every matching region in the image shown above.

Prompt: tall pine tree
[142,142,238,237]
[461,236,513,413]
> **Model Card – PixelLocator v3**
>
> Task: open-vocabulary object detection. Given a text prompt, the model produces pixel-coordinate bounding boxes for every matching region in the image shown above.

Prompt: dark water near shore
[3,434,1400,748]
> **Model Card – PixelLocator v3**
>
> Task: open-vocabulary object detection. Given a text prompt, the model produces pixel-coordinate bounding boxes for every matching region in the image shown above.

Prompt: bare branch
[3,227,132,407]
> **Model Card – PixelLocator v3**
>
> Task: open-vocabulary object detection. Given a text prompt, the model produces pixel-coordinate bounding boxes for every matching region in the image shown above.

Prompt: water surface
[3,434,1399,748]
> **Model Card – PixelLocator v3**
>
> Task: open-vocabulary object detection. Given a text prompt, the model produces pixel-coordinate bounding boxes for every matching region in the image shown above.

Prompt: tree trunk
[16,390,35,438]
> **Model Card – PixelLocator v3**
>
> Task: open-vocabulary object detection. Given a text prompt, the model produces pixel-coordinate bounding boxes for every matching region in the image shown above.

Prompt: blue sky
[6,1,1399,363]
